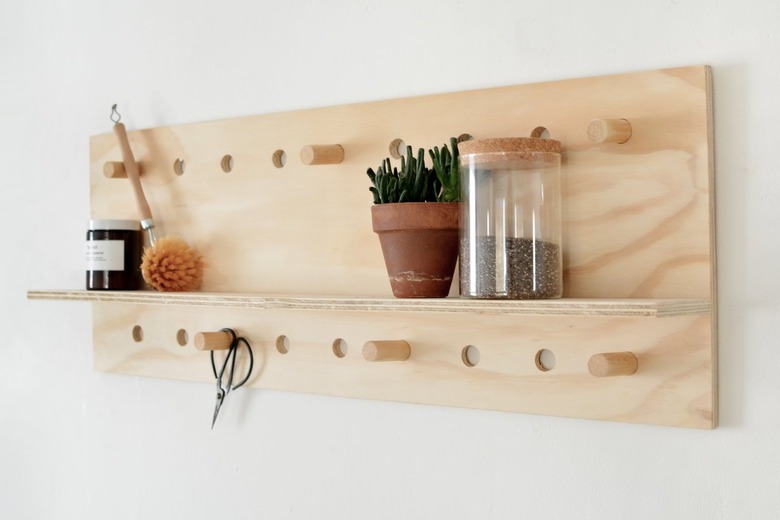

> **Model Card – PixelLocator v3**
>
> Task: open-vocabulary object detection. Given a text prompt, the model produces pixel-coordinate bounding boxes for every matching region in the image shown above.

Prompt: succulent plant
[429,137,460,203]
[366,138,461,204]
[367,146,431,204]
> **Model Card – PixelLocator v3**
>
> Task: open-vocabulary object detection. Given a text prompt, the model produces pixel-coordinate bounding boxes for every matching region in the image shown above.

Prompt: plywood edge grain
[704,65,719,428]
[28,290,711,318]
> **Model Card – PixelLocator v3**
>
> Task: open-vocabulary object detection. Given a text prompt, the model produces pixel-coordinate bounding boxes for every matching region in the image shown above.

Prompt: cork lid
[458,137,561,155]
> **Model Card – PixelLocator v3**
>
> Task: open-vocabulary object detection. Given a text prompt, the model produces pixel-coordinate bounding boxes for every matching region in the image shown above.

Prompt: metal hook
[110,104,121,124]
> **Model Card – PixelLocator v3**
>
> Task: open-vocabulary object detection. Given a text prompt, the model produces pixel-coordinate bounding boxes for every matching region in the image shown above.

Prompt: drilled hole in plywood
[276,335,290,354]
[173,158,185,175]
[531,126,551,139]
[176,329,188,347]
[461,345,480,367]
[220,155,234,173]
[332,338,348,358]
[389,138,406,159]
[535,349,556,372]
[272,149,287,168]
[132,325,144,343]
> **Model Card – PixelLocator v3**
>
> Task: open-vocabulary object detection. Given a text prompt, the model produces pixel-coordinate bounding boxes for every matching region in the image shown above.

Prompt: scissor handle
[231,337,254,390]
[209,328,253,390]
[210,328,238,379]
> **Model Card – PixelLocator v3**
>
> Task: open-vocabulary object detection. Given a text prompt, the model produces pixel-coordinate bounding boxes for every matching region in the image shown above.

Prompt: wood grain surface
[38,65,717,428]
[91,302,715,428]
[89,66,715,300]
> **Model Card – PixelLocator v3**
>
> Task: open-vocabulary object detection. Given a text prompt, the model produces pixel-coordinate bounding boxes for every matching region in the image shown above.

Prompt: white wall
[2,0,778,518]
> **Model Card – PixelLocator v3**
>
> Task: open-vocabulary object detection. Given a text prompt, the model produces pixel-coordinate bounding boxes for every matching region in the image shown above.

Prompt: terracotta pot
[371,202,460,298]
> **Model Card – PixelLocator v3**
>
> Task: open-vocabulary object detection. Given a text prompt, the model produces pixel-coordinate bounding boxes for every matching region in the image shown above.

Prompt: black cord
[210,328,254,389]
[231,337,254,390]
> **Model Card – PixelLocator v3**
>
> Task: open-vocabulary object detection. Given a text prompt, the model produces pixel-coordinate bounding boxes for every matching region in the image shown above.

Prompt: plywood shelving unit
[28,65,717,429]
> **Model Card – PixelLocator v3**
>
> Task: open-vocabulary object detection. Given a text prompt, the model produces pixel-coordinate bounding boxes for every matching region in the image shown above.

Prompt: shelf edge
[27,290,712,318]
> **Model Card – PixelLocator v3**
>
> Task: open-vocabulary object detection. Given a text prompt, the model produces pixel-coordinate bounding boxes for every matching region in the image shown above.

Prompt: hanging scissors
[211,328,254,429]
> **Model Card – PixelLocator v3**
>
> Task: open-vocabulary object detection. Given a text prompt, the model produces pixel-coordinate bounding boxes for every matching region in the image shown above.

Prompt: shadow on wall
[712,62,748,428]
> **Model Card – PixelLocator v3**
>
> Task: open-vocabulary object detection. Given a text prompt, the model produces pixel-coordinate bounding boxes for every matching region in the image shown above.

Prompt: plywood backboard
[89,66,714,301]
[65,65,717,428]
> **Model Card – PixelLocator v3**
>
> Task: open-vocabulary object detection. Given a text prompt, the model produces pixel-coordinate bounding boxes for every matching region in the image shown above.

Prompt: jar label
[86,240,125,271]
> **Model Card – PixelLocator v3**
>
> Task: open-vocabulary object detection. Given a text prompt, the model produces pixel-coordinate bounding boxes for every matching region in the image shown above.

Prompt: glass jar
[458,137,562,299]
[86,219,142,290]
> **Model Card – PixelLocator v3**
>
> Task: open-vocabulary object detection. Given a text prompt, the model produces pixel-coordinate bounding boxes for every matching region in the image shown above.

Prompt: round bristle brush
[111,105,204,292]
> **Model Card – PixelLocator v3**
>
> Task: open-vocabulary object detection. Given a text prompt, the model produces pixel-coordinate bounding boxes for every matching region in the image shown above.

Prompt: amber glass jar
[86,219,142,290]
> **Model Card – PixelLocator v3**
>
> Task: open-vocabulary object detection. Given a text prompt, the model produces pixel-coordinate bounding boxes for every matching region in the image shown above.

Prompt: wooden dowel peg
[300,144,344,165]
[363,340,411,362]
[194,331,233,351]
[588,352,638,377]
[103,161,142,178]
[587,118,632,144]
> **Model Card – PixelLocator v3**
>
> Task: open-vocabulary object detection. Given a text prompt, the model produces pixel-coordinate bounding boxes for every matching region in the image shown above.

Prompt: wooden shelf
[28,290,711,318]
[30,66,717,429]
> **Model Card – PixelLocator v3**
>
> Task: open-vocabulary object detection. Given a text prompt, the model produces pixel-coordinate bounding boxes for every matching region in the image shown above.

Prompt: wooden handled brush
[112,106,204,292]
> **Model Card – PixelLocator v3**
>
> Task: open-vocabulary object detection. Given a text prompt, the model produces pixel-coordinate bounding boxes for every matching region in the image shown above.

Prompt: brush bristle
[141,236,204,292]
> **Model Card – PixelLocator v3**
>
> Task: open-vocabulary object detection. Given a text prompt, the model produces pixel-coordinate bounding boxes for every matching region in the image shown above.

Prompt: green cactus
[367,146,431,204]
[366,138,461,204]
[428,137,460,203]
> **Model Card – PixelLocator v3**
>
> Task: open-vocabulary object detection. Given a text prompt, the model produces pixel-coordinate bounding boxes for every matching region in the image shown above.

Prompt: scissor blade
[211,392,224,430]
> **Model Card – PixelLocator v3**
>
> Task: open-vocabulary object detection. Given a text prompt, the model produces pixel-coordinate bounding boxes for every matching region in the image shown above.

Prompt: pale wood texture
[300,144,344,165]
[588,352,639,377]
[90,66,715,301]
[89,302,715,428]
[27,291,712,318]
[587,118,633,143]
[193,331,232,351]
[50,65,717,428]
[363,340,411,362]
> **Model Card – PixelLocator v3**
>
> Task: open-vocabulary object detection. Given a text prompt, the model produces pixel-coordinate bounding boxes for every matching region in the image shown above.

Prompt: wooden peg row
[300,144,344,165]
[363,340,411,362]
[588,352,638,377]
[587,118,632,144]
[194,331,233,351]
[103,161,142,178]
